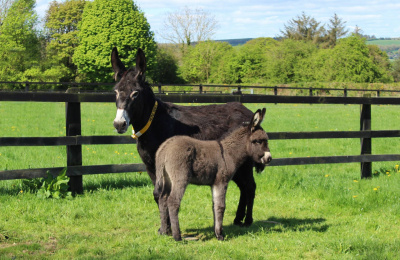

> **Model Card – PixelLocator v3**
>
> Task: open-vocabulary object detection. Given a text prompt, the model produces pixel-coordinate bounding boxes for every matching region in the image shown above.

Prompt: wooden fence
[1,90,400,194]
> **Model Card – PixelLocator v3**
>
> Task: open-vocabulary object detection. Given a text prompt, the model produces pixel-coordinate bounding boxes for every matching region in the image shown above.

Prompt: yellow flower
[386,171,390,175]
[353,195,358,198]
[395,165,399,171]
[325,174,329,177]
[20,190,23,193]
[373,187,378,191]
[353,180,358,183]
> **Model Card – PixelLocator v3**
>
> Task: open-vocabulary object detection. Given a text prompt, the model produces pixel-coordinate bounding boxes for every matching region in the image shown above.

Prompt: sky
[35,0,400,42]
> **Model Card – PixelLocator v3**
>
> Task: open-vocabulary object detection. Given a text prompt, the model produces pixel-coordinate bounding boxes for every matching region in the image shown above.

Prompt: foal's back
[156,136,223,186]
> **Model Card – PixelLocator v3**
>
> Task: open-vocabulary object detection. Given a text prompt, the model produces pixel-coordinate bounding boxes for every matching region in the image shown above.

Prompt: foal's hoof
[173,235,182,241]
[158,227,172,236]
[216,235,224,241]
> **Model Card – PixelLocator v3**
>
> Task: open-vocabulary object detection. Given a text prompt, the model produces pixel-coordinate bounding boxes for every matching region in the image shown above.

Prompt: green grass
[1,101,400,259]
[367,39,400,46]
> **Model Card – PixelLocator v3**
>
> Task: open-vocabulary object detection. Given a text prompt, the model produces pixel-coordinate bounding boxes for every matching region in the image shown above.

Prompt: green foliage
[22,168,72,199]
[43,0,87,82]
[231,38,278,84]
[391,56,400,82]
[72,0,157,83]
[266,39,318,83]
[0,0,40,84]
[150,46,183,84]
[180,41,232,83]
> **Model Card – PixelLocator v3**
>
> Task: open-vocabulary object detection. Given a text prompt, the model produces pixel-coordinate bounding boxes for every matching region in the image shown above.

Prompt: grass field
[1,101,400,259]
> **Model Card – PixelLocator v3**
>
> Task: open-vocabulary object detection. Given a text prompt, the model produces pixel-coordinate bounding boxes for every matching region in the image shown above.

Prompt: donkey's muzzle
[114,108,130,134]
[114,120,127,134]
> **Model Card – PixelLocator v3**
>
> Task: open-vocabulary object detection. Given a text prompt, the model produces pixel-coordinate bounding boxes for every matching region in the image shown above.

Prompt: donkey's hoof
[216,235,224,241]
[243,218,253,227]
[233,219,243,226]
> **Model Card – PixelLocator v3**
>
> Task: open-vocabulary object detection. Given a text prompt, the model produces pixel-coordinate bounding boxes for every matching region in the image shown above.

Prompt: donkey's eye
[130,91,139,99]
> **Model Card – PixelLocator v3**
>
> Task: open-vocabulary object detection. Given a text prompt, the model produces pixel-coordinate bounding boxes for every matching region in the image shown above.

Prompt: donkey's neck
[220,127,250,170]
[131,88,157,132]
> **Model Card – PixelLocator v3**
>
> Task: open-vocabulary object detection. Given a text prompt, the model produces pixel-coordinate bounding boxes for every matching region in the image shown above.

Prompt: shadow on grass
[185,217,328,241]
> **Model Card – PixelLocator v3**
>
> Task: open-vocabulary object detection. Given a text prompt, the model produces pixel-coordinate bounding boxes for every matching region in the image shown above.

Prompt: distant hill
[214,38,254,46]
[366,39,400,60]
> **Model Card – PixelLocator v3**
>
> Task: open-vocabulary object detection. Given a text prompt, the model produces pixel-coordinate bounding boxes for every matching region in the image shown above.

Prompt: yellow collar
[131,101,158,139]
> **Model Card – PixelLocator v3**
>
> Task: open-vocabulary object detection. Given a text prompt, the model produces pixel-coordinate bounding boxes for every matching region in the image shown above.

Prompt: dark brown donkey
[112,48,266,227]
[154,109,272,241]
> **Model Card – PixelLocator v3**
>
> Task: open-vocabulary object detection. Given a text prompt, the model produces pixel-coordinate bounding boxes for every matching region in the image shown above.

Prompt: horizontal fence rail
[2,91,400,105]
[1,90,400,193]
[2,81,400,97]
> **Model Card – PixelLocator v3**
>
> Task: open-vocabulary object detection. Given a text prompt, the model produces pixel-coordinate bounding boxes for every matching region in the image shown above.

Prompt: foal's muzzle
[261,152,272,165]
[114,109,130,134]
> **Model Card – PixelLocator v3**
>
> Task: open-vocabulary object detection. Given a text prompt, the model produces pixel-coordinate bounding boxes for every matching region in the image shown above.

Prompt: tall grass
[1,101,400,259]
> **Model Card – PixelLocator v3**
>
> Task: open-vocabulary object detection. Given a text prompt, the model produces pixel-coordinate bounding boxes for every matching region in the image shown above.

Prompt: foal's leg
[212,184,228,240]
[167,184,187,241]
[158,194,171,235]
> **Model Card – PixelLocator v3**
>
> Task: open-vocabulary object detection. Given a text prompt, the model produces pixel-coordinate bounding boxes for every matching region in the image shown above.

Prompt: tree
[72,0,156,83]
[43,0,86,82]
[180,41,231,83]
[265,39,317,83]
[320,35,392,83]
[232,38,278,84]
[0,0,14,25]
[151,45,183,84]
[160,6,218,48]
[326,13,348,48]
[0,0,40,83]
[353,25,363,37]
[280,12,326,44]
[391,55,400,82]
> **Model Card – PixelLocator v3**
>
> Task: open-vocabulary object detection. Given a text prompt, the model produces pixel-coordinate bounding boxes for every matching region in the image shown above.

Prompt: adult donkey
[112,48,266,226]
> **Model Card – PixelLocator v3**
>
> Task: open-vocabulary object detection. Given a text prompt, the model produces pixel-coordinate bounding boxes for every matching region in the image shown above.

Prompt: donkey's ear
[135,48,146,76]
[250,108,266,130]
[111,47,127,81]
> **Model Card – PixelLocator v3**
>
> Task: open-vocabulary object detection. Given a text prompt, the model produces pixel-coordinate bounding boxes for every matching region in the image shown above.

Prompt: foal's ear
[250,108,266,130]
[111,47,127,81]
[135,48,146,76]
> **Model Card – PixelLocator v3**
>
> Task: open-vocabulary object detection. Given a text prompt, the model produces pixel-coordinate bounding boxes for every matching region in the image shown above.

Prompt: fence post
[199,84,203,94]
[158,84,162,94]
[65,88,83,194]
[360,97,372,179]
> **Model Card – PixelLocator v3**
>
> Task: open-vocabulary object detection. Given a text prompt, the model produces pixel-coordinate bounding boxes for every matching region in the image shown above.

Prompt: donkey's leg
[167,184,187,241]
[232,160,255,226]
[243,173,256,226]
[212,184,228,240]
